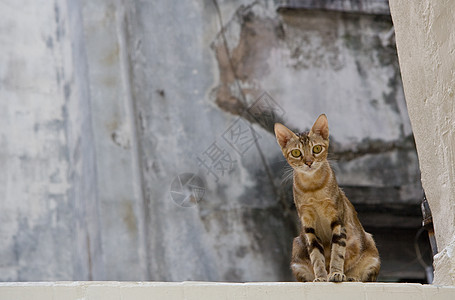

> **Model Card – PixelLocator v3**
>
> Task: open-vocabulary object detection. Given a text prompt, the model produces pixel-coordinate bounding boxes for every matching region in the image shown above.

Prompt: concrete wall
[0,0,103,280]
[389,0,455,285]
[0,0,424,282]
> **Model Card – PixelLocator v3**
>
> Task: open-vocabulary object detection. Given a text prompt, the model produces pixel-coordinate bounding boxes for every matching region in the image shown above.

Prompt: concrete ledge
[0,282,455,300]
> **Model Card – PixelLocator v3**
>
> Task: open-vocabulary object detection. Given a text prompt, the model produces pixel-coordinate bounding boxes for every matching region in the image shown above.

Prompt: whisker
[327,158,339,165]
[281,165,294,185]
[270,158,288,166]
[327,152,338,160]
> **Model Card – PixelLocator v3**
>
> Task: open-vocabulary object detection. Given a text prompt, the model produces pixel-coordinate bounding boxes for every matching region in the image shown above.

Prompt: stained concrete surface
[0,0,424,282]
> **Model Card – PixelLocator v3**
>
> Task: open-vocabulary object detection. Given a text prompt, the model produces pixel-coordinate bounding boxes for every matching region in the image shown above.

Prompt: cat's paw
[328,272,346,282]
[313,277,327,282]
[347,277,359,282]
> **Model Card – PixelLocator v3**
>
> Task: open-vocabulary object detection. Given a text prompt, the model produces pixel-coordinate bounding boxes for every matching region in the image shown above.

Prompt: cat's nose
[304,160,313,167]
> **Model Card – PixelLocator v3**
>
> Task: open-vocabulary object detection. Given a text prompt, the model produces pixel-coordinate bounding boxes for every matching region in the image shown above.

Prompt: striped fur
[275,114,380,282]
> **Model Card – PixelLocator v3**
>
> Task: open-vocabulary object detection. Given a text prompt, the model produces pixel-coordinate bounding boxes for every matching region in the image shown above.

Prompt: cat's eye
[291,149,301,157]
[312,145,322,154]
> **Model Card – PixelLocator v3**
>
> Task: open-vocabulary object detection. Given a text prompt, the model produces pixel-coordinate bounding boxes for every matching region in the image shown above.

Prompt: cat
[274,114,380,282]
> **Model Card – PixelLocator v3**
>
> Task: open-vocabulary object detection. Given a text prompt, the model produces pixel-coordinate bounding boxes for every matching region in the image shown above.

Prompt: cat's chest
[296,195,338,244]
[313,204,334,244]
[294,186,333,205]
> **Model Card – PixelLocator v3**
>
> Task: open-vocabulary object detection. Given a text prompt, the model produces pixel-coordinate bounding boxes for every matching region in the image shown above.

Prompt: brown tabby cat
[274,114,380,282]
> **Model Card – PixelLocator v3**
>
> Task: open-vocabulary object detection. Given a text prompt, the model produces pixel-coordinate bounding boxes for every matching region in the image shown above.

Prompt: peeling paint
[211,3,283,118]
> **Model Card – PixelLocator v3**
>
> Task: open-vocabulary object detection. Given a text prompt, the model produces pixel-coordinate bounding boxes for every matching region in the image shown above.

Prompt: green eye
[291,149,301,157]
[313,145,322,154]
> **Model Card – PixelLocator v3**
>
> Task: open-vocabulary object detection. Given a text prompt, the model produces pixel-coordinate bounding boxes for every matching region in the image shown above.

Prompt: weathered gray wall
[0,0,423,281]
[0,0,104,280]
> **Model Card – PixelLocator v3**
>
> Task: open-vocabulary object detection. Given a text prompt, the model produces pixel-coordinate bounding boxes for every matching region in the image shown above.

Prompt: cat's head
[274,114,329,174]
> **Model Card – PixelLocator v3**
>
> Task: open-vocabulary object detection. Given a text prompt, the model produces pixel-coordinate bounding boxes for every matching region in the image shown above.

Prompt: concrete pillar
[389,0,455,285]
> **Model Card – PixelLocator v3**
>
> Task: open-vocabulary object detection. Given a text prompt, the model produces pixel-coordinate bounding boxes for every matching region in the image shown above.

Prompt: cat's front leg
[303,227,328,282]
[328,220,347,282]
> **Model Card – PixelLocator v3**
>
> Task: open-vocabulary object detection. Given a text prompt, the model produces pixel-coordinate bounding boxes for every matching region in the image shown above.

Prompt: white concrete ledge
[1,282,455,300]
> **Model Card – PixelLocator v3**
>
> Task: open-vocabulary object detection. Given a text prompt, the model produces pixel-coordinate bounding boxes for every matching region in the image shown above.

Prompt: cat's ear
[311,114,329,140]
[274,123,297,148]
